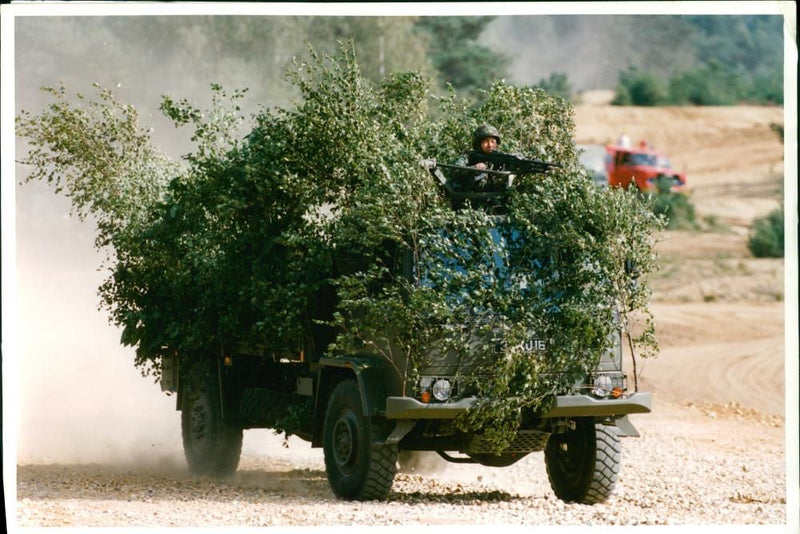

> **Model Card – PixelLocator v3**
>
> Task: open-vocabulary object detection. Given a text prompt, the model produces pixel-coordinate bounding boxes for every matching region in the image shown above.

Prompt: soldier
[454,124,502,170]
[449,124,506,193]
[450,123,557,179]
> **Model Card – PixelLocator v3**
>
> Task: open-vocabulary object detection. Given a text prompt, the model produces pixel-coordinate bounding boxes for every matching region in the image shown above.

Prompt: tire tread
[323,380,397,501]
[181,361,243,478]
[545,419,621,505]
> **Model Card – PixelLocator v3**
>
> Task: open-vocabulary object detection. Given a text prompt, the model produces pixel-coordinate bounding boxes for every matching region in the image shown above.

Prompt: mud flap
[614,415,640,437]
[383,420,416,445]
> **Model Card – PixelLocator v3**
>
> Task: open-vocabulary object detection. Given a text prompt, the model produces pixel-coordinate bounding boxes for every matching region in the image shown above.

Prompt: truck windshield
[417,225,510,295]
[656,155,671,168]
[626,153,657,166]
[416,223,555,311]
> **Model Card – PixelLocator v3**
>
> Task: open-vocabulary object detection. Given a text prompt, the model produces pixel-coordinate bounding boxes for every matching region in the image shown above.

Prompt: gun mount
[421,159,513,202]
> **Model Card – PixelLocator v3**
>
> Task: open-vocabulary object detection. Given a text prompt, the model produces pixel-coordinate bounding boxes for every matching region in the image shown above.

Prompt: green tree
[535,72,572,102]
[414,17,509,96]
[683,15,783,79]
[612,65,666,106]
[743,68,784,105]
[15,83,180,252]
[650,190,699,230]
[748,207,785,258]
[666,60,745,105]
[610,15,784,107]
[304,16,435,83]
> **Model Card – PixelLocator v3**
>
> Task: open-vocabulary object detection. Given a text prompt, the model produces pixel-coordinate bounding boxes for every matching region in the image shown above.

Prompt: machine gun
[420,159,516,213]
[467,150,560,175]
[421,151,559,197]
[420,159,509,195]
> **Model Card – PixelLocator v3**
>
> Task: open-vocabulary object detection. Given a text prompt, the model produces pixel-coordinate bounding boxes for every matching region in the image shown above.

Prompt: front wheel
[181,360,243,478]
[323,380,397,500]
[544,417,620,504]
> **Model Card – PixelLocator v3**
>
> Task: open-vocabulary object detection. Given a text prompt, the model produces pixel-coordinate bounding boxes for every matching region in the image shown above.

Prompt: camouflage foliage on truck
[17,42,663,448]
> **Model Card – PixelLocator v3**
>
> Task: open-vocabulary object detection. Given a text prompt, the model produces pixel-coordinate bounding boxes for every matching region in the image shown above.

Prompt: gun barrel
[435,162,511,177]
[468,150,559,174]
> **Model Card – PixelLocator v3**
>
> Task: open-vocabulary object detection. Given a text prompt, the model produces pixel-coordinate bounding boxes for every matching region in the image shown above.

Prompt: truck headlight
[592,373,625,398]
[592,374,612,397]
[432,378,452,401]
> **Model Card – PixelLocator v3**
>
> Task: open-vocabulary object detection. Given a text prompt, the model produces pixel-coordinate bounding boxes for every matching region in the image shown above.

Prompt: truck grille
[466,429,550,454]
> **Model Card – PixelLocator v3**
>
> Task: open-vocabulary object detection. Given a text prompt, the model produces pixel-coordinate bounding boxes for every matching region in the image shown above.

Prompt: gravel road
[15,400,786,527]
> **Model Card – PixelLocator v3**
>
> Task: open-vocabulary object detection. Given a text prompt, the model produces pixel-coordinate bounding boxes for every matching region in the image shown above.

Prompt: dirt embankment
[575,100,785,230]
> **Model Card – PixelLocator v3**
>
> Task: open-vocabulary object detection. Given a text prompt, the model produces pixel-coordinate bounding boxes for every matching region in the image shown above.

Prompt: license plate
[518,339,547,352]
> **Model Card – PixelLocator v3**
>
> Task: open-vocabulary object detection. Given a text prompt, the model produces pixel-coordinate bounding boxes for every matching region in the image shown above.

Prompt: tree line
[16,14,784,112]
[609,15,784,105]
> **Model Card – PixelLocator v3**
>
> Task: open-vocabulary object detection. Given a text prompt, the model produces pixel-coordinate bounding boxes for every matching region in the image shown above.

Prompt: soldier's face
[480,137,497,153]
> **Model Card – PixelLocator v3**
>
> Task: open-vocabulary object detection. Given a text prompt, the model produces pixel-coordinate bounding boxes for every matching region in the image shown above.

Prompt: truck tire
[181,362,243,478]
[323,379,397,500]
[544,417,620,504]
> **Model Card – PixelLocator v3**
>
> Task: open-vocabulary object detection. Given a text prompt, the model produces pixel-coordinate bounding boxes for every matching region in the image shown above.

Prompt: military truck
[158,159,651,503]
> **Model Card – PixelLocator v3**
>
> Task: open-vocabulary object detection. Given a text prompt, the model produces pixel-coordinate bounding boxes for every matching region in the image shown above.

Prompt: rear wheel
[323,380,397,500]
[181,360,243,478]
[544,417,620,504]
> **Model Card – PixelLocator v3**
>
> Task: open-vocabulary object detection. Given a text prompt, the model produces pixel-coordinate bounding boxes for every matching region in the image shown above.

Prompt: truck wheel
[544,417,620,504]
[323,380,397,500]
[181,362,243,478]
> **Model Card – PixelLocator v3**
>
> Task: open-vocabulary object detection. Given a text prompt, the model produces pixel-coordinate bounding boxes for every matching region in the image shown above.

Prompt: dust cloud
[10,16,276,467]
[14,180,180,465]
[482,15,697,92]
[398,451,450,475]
[13,179,299,466]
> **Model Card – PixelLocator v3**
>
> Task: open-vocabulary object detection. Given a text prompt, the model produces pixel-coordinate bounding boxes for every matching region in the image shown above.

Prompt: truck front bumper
[385,392,652,420]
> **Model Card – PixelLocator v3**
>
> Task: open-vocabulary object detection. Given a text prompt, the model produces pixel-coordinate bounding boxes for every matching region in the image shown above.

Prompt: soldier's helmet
[472,124,501,150]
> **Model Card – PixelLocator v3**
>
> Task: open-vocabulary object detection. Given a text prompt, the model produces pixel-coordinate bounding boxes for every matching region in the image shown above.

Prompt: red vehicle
[605,141,688,194]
